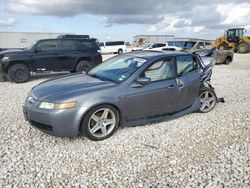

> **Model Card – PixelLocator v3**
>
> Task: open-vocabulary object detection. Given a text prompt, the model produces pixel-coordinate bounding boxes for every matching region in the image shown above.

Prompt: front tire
[237,42,249,54]
[76,61,92,73]
[80,105,119,141]
[8,64,30,83]
[199,86,217,113]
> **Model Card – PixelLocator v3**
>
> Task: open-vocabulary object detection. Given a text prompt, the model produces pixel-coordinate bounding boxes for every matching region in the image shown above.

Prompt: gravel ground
[0,54,249,187]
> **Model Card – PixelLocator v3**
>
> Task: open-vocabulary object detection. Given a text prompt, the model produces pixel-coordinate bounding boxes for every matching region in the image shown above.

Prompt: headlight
[38,101,77,110]
[1,56,10,61]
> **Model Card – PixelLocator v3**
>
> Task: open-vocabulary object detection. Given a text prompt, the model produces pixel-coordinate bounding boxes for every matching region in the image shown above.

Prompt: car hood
[32,73,116,101]
[0,49,27,57]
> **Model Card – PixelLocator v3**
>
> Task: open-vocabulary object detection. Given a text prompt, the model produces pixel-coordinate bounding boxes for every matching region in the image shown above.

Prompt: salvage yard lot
[0,54,249,187]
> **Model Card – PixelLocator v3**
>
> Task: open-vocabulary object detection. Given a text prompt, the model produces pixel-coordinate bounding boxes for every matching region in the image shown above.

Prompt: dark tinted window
[157,43,166,48]
[38,40,58,52]
[106,41,125,46]
[168,41,175,46]
[99,42,104,47]
[142,59,175,82]
[176,55,197,76]
[196,42,205,49]
[175,42,195,48]
[59,40,78,50]
[77,41,99,50]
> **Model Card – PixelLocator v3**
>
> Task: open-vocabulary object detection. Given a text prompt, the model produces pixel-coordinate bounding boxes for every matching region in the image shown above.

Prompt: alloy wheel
[88,108,116,138]
[199,91,216,112]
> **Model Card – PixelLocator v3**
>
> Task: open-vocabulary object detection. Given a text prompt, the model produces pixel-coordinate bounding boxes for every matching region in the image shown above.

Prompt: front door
[32,40,61,71]
[125,58,179,121]
[175,55,201,111]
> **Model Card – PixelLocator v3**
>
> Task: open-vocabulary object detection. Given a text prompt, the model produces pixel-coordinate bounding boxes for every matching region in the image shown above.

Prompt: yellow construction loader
[215,28,250,53]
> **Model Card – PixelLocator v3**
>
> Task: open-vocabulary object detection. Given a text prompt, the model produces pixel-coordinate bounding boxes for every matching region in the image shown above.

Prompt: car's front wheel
[8,64,31,83]
[76,61,92,73]
[81,105,119,141]
[199,86,217,113]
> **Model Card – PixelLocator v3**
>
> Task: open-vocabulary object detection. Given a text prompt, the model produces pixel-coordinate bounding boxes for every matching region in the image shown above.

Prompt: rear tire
[118,49,123,54]
[237,42,249,54]
[75,61,92,73]
[199,86,217,113]
[8,64,30,83]
[80,105,119,141]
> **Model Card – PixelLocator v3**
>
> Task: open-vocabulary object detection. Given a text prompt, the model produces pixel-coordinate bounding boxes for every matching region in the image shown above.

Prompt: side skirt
[121,98,201,127]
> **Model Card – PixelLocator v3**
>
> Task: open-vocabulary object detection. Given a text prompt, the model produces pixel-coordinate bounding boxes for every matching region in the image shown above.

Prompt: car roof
[38,38,96,42]
[125,50,191,60]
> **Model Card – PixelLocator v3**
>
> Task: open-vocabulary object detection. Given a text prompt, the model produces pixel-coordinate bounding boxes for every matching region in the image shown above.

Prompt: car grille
[30,120,53,132]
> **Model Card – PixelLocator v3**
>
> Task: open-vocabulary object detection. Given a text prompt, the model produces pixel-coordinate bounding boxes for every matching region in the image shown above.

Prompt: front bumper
[0,63,6,81]
[23,99,88,137]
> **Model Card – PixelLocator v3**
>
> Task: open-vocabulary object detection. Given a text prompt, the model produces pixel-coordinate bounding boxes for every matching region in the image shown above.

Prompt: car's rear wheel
[8,64,31,83]
[80,105,119,141]
[199,87,217,113]
[118,49,123,54]
[76,61,92,73]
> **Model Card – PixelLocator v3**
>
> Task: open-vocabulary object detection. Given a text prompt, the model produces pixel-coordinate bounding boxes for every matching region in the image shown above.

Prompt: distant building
[133,34,174,46]
[0,32,67,49]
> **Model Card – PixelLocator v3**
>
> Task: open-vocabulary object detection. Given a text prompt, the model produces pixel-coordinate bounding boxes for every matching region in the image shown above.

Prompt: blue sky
[0,0,250,42]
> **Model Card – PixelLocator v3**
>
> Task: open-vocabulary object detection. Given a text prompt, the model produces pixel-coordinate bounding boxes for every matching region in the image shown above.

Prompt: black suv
[0,38,102,83]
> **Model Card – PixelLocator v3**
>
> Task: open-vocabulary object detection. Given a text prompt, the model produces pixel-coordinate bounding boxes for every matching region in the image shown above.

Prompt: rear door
[125,58,179,120]
[57,39,79,70]
[175,55,200,111]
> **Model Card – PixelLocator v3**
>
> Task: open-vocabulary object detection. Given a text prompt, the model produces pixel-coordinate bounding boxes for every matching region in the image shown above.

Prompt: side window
[151,44,158,48]
[38,40,58,52]
[141,59,175,82]
[106,41,124,46]
[59,40,77,50]
[158,43,166,47]
[77,41,98,50]
[99,42,104,47]
[106,42,112,46]
[196,42,205,49]
[176,55,197,77]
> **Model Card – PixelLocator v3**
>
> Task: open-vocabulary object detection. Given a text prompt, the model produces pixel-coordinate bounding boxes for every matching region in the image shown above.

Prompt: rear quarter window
[77,41,99,51]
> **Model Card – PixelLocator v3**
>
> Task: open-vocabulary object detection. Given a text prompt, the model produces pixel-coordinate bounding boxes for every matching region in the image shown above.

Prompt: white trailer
[0,32,67,49]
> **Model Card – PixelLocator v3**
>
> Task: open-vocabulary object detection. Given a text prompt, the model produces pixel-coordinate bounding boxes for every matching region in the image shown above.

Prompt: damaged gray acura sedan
[23,51,219,141]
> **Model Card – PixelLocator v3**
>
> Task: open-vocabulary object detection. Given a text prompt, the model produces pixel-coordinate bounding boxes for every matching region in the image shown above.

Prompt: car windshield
[26,41,38,51]
[88,55,147,83]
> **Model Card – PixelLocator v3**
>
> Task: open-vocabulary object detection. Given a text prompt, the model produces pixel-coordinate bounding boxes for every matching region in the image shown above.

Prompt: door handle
[178,83,184,88]
[176,78,184,88]
[167,85,176,89]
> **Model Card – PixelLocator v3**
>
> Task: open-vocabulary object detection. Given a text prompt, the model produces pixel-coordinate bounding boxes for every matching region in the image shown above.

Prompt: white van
[100,41,126,54]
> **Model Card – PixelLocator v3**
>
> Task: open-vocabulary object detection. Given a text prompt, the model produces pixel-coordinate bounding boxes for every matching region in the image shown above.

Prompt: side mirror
[33,47,40,53]
[136,77,151,85]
